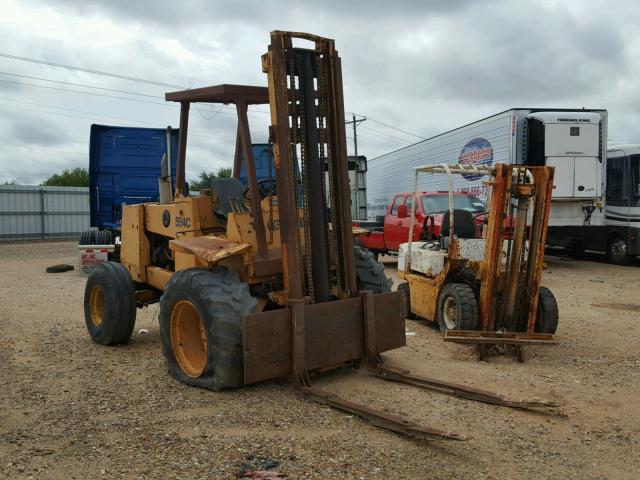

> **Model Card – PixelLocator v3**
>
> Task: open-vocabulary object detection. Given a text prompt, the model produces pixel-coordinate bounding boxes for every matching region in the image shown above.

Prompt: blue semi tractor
[80,124,274,247]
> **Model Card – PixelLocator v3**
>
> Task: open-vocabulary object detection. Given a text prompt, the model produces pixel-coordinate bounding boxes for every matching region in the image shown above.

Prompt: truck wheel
[437,283,478,332]
[95,230,113,245]
[397,282,417,319]
[159,267,256,391]
[84,261,137,345]
[607,235,632,266]
[354,246,392,293]
[79,230,93,245]
[534,286,559,334]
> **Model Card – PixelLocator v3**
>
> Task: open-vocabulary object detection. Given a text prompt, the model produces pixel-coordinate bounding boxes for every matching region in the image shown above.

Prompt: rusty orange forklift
[397,163,559,362]
[84,31,556,441]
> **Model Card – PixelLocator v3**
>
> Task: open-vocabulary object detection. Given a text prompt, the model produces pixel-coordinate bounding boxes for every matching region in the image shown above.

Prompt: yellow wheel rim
[170,300,208,378]
[90,285,104,327]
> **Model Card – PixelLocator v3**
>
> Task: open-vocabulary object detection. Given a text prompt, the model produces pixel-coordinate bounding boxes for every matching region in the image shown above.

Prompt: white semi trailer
[366,108,618,260]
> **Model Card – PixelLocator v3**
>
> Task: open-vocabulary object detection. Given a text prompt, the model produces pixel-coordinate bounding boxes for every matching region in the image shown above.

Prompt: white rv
[601,143,640,264]
[366,108,618,260]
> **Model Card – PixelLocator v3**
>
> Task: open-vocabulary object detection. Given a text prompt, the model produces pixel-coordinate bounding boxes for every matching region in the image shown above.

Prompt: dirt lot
[0,241,639,479]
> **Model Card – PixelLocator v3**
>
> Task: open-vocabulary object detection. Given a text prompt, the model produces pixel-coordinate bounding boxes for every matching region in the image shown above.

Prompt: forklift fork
[289,291,557,442]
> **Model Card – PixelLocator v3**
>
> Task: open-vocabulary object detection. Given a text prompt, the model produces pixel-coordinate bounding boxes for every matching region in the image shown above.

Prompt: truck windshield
[422,195,485,214]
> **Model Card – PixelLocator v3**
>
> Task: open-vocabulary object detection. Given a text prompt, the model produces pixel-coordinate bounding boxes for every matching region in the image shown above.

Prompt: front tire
[159,267,256,391]
[436,283,478,333]
[534,286,559,334]
[84,262,136,345]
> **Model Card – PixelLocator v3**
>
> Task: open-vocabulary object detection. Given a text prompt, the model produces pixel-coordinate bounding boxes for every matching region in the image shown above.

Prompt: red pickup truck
[354,192,486,258]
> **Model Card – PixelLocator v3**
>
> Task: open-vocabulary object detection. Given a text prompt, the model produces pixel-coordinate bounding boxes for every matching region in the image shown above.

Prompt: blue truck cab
[87,127,279,240]
[89,125,179,232]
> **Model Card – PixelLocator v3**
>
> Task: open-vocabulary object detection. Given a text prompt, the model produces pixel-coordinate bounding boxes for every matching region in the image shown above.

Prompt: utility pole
[345,114,366,156]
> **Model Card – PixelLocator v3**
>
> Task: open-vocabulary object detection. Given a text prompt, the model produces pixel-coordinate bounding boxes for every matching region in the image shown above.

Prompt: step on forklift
[84,31,556,442]
[397,163,559,362]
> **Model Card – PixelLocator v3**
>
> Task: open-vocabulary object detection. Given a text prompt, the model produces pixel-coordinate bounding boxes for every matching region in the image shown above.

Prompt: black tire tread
[84,261,136,345]
[79,230,93,245]
[159,267,256,391]
[354,246,392,293]
[535,286,559,334]
[397,282,417,319]
[607,235,632,266]
[437,283,479,332]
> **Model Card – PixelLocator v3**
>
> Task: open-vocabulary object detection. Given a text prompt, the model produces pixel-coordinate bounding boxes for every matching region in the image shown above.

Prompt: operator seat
[440,209,477,250]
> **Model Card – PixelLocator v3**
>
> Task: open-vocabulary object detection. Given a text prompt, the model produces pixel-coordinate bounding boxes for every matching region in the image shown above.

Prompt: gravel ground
[0,241,639,479]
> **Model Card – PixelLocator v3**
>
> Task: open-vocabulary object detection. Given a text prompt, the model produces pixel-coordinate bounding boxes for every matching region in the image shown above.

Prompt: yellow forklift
[84,31,556,441]
[397,163,559,361]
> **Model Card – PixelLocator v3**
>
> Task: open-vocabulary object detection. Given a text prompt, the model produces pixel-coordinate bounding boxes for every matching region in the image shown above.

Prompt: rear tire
[354,246,392,293]
[397,282,417,319]
[437,283,478,333]
[95,230,113,245]
[159,267,256,391]
[534,286,559,334]
[607,236,632,266]
[79,230,94,245]
[84,261,136,345]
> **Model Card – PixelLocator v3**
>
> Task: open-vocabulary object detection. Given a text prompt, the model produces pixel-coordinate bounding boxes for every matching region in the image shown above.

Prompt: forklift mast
[263,31,357,303]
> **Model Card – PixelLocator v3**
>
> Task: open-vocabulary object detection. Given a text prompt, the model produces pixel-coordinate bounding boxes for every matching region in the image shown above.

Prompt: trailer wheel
[607,235,632,266]
[84,261,136,345]
[534,286,559,334]
[95,230,113,246]
[437,283,478,333]
[354,246,392,293]
[79,230,94,245]
[159,267,256,391]
[397,282,417,319]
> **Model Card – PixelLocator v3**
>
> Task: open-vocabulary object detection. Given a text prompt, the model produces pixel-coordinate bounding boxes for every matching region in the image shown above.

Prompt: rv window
[606,156,628,206]
[630,155,640,206]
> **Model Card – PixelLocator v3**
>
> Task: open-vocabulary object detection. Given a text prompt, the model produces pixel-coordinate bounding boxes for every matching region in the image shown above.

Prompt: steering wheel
[244,178,277,201]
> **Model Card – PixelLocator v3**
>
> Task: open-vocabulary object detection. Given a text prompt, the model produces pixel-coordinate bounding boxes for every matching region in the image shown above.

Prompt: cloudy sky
[1,0,639,184]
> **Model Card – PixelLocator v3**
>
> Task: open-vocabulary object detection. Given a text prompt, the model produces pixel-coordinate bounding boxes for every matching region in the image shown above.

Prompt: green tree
[41,167,89,187]
[1,180,17,185]
[189,167,232,191]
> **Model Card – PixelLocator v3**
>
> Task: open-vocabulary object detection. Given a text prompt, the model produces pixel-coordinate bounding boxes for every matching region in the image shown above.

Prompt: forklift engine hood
[171,236,252,267]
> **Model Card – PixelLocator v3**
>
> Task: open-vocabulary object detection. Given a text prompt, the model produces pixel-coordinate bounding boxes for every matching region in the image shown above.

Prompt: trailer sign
[78,244,115,275]
[458,138,493,180]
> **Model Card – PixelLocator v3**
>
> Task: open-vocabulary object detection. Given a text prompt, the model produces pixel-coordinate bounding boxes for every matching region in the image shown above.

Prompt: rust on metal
[175,101,190,197]
[443,330,557,345]
[300,386,466,441]
[171,236,251,266]
[236,98,268,257]
[242,292,405,385]
[368,363,559,411]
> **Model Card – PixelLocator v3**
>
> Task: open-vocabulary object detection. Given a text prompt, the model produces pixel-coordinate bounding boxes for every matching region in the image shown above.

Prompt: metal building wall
[0,185,89,241]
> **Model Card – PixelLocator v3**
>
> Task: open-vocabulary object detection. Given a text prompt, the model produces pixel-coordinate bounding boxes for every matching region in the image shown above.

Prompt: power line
[0,71,163,98]
[0,52,185,88]
[0,78,171,106]
[359,124,416,145]
[0,96,237,141]
[1,52,419,142]
[0,78,270,122]
[346,111,426,140]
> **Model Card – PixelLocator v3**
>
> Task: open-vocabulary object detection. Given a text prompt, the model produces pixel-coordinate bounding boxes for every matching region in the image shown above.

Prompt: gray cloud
[3,0,640,184]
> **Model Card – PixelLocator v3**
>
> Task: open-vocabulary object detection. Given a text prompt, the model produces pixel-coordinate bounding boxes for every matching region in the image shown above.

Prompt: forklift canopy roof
[165,84,269,105]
